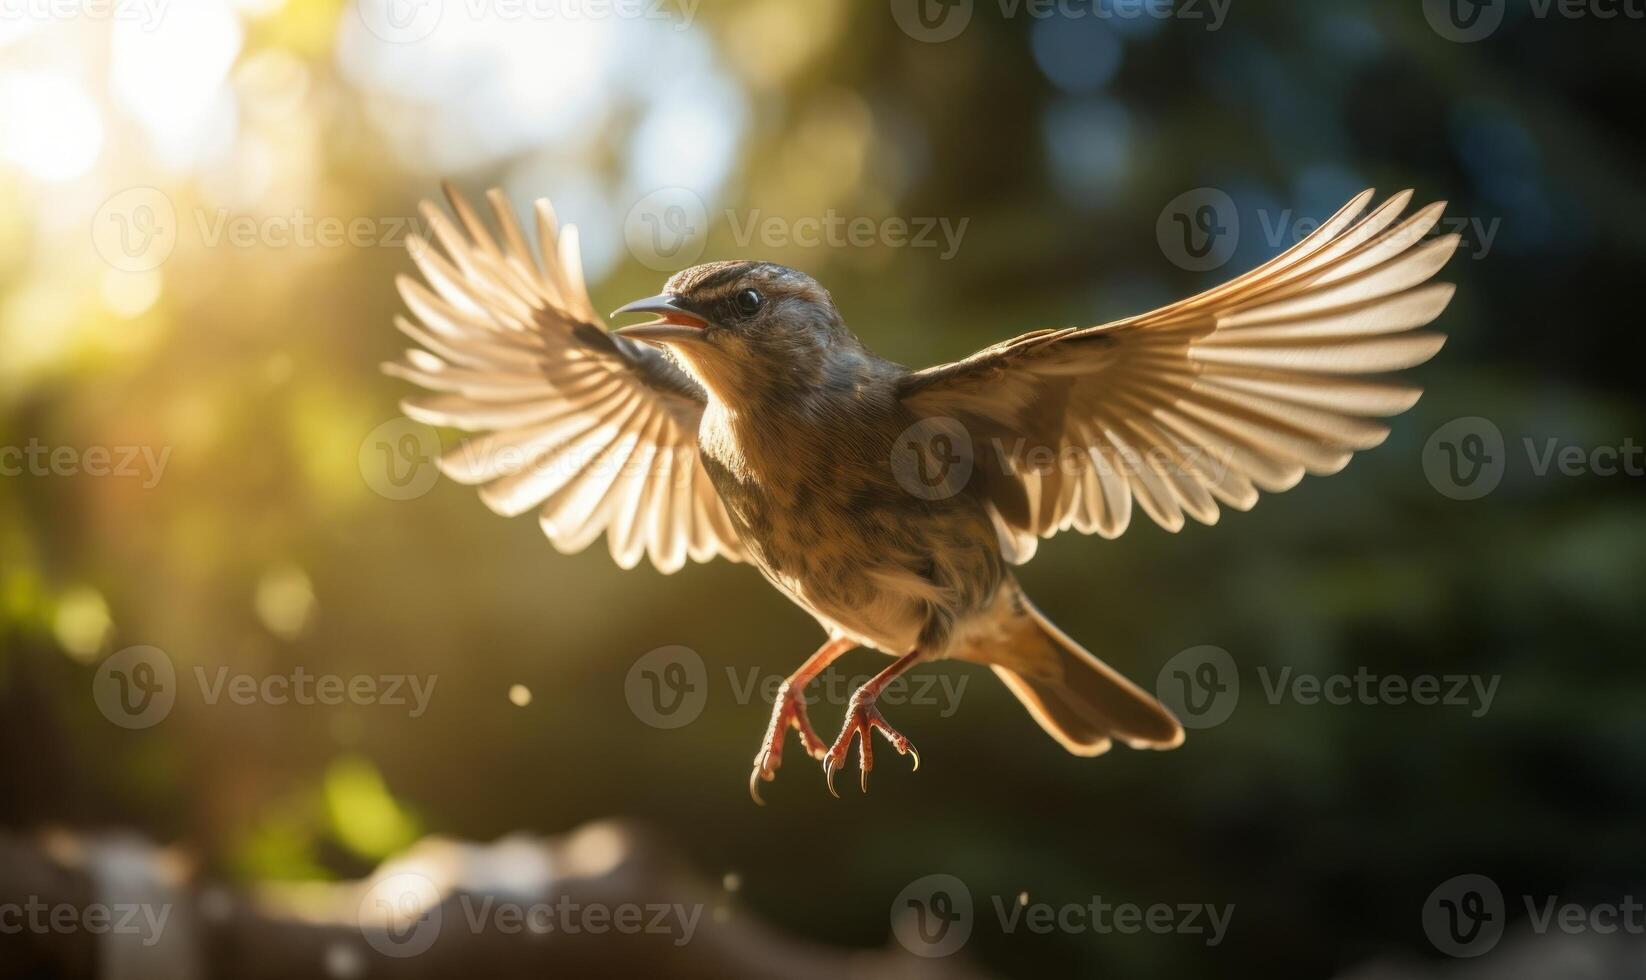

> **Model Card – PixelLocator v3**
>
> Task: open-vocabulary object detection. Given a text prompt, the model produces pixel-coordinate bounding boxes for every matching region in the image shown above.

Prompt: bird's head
[611,261,860,401]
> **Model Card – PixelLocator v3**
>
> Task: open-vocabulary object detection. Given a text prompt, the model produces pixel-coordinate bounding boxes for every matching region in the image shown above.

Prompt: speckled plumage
[659,262,1005,660]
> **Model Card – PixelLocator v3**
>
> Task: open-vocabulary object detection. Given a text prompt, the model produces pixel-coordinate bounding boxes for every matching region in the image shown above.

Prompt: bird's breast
[697,399,1003,653]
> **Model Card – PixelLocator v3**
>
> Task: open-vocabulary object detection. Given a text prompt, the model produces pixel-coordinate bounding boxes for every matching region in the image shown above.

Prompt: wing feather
[898,190,1454,551]
[385,184,744,571]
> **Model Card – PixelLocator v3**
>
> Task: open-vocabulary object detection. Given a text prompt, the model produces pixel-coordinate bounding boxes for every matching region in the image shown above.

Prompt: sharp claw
[860,765,869,794]
[749,749,771,806]
[907,743,920,772]
[824,757,840,798]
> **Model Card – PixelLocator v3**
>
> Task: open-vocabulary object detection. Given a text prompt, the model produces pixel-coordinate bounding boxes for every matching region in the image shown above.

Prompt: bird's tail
[974,586,1184,756]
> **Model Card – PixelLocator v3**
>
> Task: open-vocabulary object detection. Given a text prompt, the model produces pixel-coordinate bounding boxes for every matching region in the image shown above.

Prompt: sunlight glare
[111,0,244,172]
[0,71,104,181]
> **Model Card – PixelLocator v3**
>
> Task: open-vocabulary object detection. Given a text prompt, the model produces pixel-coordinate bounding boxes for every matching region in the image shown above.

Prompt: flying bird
[385,185,1455,801]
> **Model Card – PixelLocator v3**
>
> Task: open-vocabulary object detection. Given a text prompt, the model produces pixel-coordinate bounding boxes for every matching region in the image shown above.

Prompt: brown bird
[386,185,1455,801]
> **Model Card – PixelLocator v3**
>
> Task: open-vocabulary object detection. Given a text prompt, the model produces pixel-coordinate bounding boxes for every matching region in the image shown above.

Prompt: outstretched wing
[897,189,1456,562]
[384,184,744,572]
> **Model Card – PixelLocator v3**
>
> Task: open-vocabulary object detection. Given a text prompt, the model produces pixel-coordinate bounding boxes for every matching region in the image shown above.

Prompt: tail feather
[985,593,1184,756]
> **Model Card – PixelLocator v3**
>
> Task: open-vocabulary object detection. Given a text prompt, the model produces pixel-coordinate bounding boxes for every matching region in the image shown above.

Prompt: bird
[385,184,1456,802]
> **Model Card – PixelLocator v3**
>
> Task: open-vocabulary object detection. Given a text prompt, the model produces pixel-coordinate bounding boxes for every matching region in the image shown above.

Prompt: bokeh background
[2,0,1644,976]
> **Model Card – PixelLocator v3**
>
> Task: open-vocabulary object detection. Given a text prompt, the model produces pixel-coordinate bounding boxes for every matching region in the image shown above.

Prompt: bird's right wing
[384,185,745,573]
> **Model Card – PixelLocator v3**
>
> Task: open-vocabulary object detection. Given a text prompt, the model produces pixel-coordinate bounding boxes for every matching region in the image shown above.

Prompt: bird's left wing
[896,189,1456,562]
[384,185,745,572]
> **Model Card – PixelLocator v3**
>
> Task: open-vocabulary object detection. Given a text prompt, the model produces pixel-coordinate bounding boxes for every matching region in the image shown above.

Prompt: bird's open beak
[610,294,708,343]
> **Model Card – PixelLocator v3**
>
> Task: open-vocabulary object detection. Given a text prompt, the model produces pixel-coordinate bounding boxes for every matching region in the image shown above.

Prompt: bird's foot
[749,679,826,805]
[822,689,919,797]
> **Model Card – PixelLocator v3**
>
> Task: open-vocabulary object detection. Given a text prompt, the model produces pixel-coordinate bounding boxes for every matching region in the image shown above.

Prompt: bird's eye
[734,288,763,316]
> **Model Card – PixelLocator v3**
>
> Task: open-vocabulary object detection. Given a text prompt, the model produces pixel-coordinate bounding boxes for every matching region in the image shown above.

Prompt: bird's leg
[823,648,926,797]
[749,635,855,804]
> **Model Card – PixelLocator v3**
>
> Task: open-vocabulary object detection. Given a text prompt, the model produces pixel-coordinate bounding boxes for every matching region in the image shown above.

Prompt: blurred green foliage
[1,0,1643,976]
